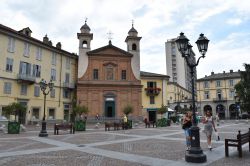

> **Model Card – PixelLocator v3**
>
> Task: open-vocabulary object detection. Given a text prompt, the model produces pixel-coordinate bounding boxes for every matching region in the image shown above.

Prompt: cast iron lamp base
[39,121,48,137]
[185,126,206,163]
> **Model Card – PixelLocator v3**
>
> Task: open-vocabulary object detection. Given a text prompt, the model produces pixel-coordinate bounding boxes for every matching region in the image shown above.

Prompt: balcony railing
[17,74,36,84]
[63,82,75,89]
[213,97,227,102]
[145,87,161,96]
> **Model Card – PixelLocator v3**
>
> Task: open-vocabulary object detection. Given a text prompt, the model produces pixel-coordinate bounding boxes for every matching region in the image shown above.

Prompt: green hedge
[157,118,170,127]
[8,121,20,134]
[127,120,132,129]
[74,120,86,131]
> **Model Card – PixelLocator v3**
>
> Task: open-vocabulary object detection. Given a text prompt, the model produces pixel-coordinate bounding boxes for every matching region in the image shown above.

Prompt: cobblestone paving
[0,121,249,166]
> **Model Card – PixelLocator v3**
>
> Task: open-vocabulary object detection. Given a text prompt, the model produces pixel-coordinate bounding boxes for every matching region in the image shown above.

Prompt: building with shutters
[0,24,77,124]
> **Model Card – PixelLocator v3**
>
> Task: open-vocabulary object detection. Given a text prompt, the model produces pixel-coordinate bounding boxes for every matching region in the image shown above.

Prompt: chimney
[211,72,214,75]
[43,35,49,44]
[223,71,225,74]
[48,40,52,46]
[19,27,32,37]
[230,69,233,73]
[56,42,61,49]
[205,75,207,77]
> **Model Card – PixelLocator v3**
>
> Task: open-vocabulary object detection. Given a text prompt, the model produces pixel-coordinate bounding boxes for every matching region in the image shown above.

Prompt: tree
[123,104,133,116]
[235,64,250,113]
[4,102,26,122]
[157,105,167,118]
[72,105,89,121]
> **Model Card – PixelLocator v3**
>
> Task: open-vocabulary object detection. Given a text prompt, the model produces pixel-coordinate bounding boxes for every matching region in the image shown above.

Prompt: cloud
[227,18,243,25]
[1,0,249,79]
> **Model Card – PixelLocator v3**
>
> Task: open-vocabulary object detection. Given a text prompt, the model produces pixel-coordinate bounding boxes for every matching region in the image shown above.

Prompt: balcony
[17,74,36,84]
[63,82,75,89]
[145,87,161,96]
[213,97,227,102]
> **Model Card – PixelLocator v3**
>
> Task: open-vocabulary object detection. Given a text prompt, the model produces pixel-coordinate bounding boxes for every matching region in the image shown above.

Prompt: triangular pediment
[87,44,133,57]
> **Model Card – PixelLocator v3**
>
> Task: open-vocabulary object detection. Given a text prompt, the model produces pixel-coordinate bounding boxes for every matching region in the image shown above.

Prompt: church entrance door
[105,101,115,117]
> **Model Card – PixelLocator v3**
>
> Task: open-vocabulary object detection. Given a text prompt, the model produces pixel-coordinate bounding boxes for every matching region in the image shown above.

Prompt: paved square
[0,121,249,166]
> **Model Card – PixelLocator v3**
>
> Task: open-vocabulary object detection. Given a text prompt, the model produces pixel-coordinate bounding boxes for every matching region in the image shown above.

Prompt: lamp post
[176,32,209,163]
[234,94,241,119]
[39,79,54,137]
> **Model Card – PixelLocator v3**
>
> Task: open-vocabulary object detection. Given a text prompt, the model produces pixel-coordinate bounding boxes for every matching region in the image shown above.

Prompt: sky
[1,0,250,78]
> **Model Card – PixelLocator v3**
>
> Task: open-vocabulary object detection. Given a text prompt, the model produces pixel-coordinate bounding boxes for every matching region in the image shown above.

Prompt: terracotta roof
[87,43,133,57]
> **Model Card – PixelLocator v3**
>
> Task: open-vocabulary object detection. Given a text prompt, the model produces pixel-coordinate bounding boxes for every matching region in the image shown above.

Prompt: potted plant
[73,105,89,131]
[157,105,170,127]
[4,102,26,134]
[123,104,133,129]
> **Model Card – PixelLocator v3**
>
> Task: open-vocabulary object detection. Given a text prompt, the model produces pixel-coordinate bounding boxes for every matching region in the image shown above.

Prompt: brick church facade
[77,22,142,119]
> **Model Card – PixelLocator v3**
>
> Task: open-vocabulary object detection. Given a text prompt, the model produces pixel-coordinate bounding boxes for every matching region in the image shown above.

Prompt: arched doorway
[104,93,116,118]
[229,104,237,119]
[203,105,212,115]
[216,104,225,120]
[174,104,182,114]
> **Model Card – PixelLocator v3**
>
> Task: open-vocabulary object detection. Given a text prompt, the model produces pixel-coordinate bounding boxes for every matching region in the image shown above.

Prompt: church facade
[77,22,142,119]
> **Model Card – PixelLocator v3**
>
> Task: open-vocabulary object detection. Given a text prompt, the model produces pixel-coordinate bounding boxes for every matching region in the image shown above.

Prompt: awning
[168,108,175,112]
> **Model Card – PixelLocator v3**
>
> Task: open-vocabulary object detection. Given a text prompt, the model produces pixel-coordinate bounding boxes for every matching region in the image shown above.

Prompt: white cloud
[227,18,243,25]
[1,0,249,78]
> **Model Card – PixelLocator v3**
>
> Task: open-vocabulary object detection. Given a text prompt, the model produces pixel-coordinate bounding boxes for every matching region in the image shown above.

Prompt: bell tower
[125,22,142,80]
[77,19,93,78]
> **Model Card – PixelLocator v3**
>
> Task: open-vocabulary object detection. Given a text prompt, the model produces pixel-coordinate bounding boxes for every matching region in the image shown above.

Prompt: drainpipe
[58,53,63,107]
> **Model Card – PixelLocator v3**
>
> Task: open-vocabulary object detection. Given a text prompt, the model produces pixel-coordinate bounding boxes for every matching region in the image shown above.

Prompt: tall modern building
[0,24,78,124]
[165,39,197,92]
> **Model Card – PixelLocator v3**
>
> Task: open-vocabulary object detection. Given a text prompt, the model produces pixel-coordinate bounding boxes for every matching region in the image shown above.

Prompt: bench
[105,122,127,131]
[54,123,75,135]
[225,128,250,157]
[144,119,156,128]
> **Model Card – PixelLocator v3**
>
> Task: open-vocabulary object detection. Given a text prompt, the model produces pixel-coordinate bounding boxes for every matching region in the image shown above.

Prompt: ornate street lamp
[176,32,209,163]
[39,79,54,137]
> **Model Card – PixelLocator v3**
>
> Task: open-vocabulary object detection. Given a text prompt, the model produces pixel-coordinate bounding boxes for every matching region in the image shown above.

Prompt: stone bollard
[0,124,7,133]
[95,122,100,129]
[20,124,27,132]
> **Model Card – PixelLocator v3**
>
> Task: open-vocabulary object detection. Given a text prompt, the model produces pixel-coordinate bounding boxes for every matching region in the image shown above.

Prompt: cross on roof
[85,17,88,23]
[107,31,113,41]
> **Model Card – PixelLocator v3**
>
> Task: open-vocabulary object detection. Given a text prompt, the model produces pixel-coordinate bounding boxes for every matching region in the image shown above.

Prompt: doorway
[105,101,115,117]
[148,110,156,122]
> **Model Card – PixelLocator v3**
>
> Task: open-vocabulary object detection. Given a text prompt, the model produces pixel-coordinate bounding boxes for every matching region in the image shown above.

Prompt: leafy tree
[72,105,89,121]
[4,102,26,122]
[235,64,250,113]
[123,104,133,116]
[157,105,167,118]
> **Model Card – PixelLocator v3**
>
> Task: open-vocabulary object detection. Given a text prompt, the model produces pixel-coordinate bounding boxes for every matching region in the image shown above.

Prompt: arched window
[132,43,137,51]
[82,41,88,48]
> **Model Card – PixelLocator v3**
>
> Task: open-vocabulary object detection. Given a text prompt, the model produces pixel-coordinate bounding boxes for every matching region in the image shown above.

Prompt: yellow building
[197,70,241,119]
[140,71,169,122]
[166,82,193,113]
[0,24,77,124]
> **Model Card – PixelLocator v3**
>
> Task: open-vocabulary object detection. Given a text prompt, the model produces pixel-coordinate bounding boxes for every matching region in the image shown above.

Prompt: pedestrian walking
[203,110,217,150]
[216,113,220,126]
[182,111,192,151]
